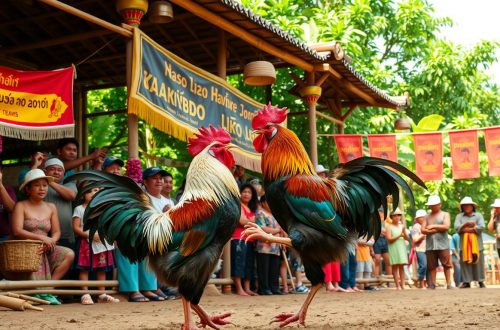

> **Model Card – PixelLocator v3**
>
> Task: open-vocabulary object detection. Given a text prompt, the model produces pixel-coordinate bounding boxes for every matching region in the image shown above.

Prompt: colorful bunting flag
[333,134,363,163]
[413,133,443,181]
[449,130,480,179]
[367,134,398,162]
[484,126,500,176]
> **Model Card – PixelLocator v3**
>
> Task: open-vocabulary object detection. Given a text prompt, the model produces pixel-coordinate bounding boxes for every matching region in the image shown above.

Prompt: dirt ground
[2,286,500,329]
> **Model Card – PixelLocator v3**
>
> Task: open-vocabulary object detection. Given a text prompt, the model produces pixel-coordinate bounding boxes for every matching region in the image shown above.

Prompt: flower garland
[125,158,142,183]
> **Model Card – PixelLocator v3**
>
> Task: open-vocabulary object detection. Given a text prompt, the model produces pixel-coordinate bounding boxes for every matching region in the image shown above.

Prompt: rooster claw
[197,311,233,329]
[270,312,303,327]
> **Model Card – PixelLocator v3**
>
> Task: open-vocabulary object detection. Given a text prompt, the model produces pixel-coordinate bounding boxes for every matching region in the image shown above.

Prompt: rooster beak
[253,129,263,135]
[226,143,240,150]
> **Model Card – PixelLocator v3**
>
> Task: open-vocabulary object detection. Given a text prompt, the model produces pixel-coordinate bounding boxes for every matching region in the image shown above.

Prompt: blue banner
[130,29,262,171]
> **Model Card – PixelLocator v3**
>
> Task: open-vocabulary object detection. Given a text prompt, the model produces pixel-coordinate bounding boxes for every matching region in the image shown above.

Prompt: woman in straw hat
[454,196,485,288]
[487,198,500,258]
[11,169,74,301]
[386,208,409,290]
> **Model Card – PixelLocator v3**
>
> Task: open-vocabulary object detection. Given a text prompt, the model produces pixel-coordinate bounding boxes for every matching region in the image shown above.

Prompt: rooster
[243,104,426,327]
[67,126,240,330]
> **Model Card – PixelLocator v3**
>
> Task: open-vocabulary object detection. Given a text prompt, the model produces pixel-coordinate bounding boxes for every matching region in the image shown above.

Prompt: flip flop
[128,294,149,302]
[143,294,165,301]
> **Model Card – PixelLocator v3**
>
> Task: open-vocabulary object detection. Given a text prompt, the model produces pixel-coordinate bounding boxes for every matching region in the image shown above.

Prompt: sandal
[98,294,120,303]
[128,293,149,302]
[142,293,165,301]
[81,294,94,305]
[155,290,168,300]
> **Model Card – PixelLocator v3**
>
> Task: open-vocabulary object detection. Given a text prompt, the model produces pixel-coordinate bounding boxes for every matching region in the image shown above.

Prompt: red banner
[449,130,480,179]
[414,133,443,181]
[367,134,398,162]
[0,65,74,140]
[333,135,363,163]
[484,126,500,176]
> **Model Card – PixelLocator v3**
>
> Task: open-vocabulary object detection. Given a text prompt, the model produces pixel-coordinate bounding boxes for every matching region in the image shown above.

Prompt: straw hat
[390,208,403,216]
[425,195,441,206]
[459,196,477,206]
[19,169,54,191]
[491,199,500,208]
[315,164,328,174]
[415,209,427,218]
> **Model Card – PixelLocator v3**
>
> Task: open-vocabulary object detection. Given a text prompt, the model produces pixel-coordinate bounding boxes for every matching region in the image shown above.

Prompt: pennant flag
[367,134,398,162]
[414,133,443,181]
[0,65,74,140]
[449,130,480,179]
[333,134,363,163]
[484,126,500,176]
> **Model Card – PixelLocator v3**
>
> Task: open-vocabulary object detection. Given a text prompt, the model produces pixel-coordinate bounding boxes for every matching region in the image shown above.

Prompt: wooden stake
[281,247,296,291]
[6,293,50,305]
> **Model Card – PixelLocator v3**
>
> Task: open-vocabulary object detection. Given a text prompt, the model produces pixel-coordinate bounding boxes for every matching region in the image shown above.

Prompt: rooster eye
[208,149,215,157]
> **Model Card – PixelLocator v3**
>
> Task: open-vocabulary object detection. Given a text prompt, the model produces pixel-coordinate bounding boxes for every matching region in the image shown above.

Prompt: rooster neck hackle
[262,126,315,181]
[176,144,240,207]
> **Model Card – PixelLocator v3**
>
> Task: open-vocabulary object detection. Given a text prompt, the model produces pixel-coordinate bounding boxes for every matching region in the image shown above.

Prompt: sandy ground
[2,286,500,329]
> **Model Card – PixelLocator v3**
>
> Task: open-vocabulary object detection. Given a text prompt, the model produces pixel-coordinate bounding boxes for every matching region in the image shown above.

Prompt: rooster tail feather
[66,170,174,262]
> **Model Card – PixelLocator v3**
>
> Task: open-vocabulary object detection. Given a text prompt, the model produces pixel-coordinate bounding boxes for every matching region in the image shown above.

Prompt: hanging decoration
[413,133,443,181]
[333,134,363,163]
[484,126,500,177]
[449,130,480,179]
[367,134,398,162]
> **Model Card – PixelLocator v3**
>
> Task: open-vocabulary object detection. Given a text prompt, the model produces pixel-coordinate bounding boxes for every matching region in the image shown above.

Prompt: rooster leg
[181,296,198,330]
[271,283,322,327]
[192,304,232,329]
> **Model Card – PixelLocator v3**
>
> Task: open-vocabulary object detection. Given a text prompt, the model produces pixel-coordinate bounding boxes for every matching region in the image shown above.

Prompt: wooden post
[216,29,233,294]
[126,39,139,159]
[82,88,88,158]
[301,73,319,166]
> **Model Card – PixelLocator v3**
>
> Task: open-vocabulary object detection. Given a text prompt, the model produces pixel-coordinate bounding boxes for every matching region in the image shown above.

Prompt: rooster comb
[187,125,231,156]
[251,102,288,130]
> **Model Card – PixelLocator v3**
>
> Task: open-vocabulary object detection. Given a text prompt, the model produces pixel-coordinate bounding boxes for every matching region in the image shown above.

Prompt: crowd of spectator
[0,148,499,306]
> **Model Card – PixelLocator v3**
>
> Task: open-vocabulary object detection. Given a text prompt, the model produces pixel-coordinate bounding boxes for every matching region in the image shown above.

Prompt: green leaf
[413,114,444,132]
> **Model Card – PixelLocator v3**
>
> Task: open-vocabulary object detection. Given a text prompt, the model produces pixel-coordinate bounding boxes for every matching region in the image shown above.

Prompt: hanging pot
[243,61,276,86]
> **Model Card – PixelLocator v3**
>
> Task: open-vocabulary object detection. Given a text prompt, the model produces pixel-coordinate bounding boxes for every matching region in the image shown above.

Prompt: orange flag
[449,130,480,179]
[414,133,443,181]
[367,134,398,162]
[333,135,363,163]
[484,126,500,176]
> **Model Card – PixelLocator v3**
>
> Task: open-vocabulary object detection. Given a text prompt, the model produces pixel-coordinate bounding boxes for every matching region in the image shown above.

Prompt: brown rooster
[243,104,425,327]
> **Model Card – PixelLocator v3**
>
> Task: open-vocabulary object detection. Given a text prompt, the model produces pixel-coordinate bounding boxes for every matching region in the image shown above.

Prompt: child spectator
[11,169,74,304]
[101,156,124,175]
[356,235,376,291]
[411,209,429,289]
[386,208,409,290]
[487,198,500,258]
[373,208,392,283]
[323,262,344,292]
[231,183,258,296]
[73,184,118,305]
[255,195,282,295]
[450,232,461,287]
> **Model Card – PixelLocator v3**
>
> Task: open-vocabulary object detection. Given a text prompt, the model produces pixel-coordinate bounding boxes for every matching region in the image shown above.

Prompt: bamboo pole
[305,73,318,166]
[6,293,50,305]
[169,0,314,72]
[0,290,117,296]
[315,111,344,125]
[37,0,132,38]
[0,295,42,311]
[0,280,118,290]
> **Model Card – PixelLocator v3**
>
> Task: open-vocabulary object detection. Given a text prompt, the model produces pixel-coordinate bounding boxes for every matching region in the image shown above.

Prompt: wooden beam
[313,63,330,71]
[37,0,132,38]
[341,105,357,121]
[316,72,330,87]
[328,67,343,80]
[316,111,344,125]
[169,0,315,71]
[289,72,305,88]
[0,29,114,56]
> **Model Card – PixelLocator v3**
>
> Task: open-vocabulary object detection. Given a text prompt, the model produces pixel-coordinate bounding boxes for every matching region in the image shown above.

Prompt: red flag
[333,135,363,163]
[414,133,443,181]
[484,126,500,176]
[367,134,398,162]
[0,65,74,140]
[449,130,480,179]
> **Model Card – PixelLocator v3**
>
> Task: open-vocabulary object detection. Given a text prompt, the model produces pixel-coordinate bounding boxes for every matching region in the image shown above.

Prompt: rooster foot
[197,311,233,329]
[270,312,306,327]
[181,322,200,330]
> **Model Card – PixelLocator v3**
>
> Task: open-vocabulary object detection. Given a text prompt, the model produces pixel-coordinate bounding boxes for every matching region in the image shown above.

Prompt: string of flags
[331,126,500,181]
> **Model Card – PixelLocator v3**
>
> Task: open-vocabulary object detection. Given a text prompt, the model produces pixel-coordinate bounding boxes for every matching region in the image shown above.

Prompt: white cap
[19,169,54,191]
[460,196,477,206]
[492,199,500,208]
[415,209,427,218]
[425,195,441,206]
[390,208,403,216]
[44,158,65,170]
[315,164,328,174]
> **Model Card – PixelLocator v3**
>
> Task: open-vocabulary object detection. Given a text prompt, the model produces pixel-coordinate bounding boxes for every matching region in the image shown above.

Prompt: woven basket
[0,240,43,272]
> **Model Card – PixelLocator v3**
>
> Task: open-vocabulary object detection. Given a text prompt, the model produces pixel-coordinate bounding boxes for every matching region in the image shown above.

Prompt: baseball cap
[415,209,427,218]
[142,167,168,180]
[102,156,124,170]
[315,164,328,174]
[425,195,441,206]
